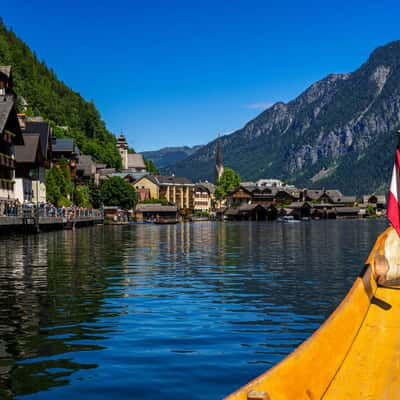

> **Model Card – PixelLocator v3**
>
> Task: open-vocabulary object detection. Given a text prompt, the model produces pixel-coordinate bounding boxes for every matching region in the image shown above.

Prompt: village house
[14,116,52,203]
[121,172,160,202]
[51,137,80,177]
[363,194,386,211]
[193,183,213,212]
[0,66,24,204]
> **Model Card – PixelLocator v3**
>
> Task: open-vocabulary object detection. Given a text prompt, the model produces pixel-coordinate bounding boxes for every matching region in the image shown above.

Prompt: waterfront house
[226,185,253,207]
[363,194,386,211]
[156,175,195,212]
[134,203,178,222]
[14,134,45,203]
[0,66,24,203]
[193,183,213,212]
[112,171,160,201]
[224,203,278,221]
[304,189,356,207]
[15,116,52,203]
[285,201,312,219]
[132,174,160,201]
[274,188,301,205]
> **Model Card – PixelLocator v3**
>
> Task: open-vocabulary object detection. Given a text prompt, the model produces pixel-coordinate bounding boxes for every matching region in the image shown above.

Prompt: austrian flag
[387,147,400,236]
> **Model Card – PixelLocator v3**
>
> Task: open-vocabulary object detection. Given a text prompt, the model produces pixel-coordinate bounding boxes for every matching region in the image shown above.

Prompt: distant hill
[164,41,400,194]
[142,145,203,169]
[0,19,121,168]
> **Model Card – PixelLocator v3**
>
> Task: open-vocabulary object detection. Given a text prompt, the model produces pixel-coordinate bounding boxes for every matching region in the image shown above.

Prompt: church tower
[215,137,224,183]
[117,133,129,169]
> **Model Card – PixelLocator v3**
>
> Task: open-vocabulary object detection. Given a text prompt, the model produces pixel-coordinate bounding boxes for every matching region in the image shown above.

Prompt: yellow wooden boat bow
[225,227,400,400]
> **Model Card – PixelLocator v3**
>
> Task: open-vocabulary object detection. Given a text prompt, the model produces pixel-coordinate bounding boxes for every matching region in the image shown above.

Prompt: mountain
[164,41,400,194]
[142,145,203,169]
[0,19,121,168]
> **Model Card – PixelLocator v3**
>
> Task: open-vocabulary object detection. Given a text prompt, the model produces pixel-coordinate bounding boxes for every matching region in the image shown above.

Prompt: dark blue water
[0,220,386,399]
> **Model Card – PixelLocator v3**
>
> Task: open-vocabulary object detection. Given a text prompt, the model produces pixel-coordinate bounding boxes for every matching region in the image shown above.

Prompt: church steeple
[117,132,129,169]
[215,136,224,183]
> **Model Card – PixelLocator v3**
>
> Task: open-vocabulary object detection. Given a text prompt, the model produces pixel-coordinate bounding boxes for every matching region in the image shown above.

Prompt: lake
[0,219,387,399]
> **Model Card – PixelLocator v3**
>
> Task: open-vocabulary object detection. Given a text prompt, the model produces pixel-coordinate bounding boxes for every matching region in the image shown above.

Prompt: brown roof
[288,201,311,209]
[127,153,146,170]
[14,134,40,163]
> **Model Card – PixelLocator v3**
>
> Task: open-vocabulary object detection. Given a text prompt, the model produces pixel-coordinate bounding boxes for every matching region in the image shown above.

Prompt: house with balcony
[51,137,80,177]
[0,66,24,203]
[193,183,213,212]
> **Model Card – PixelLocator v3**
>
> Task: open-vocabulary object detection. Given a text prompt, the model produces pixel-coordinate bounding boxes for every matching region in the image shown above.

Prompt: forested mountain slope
[0,19,120,168]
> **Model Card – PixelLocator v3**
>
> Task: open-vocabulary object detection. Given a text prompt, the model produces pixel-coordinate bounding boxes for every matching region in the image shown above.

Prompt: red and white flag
[387,148,400,236]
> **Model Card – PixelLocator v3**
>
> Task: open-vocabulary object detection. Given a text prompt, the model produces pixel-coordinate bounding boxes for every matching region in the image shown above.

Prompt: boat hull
[225,228,396,400]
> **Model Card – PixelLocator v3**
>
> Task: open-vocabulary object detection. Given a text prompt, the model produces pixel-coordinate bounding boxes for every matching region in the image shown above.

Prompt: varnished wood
[225,227,397,400]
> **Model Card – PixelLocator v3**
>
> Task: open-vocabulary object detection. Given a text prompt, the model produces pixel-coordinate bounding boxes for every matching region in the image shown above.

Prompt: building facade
[0,66,24,203]
[193,184,212,212]
[157,175,194,211]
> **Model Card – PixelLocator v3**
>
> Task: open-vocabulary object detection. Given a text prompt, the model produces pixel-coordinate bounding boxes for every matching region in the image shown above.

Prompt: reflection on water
[0,220,387,399]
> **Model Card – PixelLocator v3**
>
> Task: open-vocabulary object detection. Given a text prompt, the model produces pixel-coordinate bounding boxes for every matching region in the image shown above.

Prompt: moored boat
[154,218,179,225]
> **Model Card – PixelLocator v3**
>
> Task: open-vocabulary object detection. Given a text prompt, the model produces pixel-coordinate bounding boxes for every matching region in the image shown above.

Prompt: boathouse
[134,203,178,222]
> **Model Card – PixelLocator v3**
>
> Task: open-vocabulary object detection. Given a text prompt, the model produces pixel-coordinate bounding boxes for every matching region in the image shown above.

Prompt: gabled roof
[288,201,312,209]
[196,181,215,194]
[0,66,11,78]
[363,194,386,204]
[0,95,23,144]
[14,134,40,163]
[25,121,51,160]
[52,138,80,155]
[0,97,14,133]
[339,196,357,204]
[134,174,159,185]
[127,153,146,170]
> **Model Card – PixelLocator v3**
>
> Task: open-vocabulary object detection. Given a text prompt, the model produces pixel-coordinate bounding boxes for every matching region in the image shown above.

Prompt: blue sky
[2,0,400,151]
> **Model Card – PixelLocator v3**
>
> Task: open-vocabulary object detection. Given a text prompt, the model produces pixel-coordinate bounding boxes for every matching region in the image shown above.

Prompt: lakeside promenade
[0,203,103,233]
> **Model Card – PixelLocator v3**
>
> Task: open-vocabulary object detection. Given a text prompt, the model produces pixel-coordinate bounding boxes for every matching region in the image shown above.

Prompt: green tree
[215,168,241,200]
[45,157,73,206]
[145,159,159,175]
[100,176,137,209]
[75,185,92,208]
[0,20,121,168]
